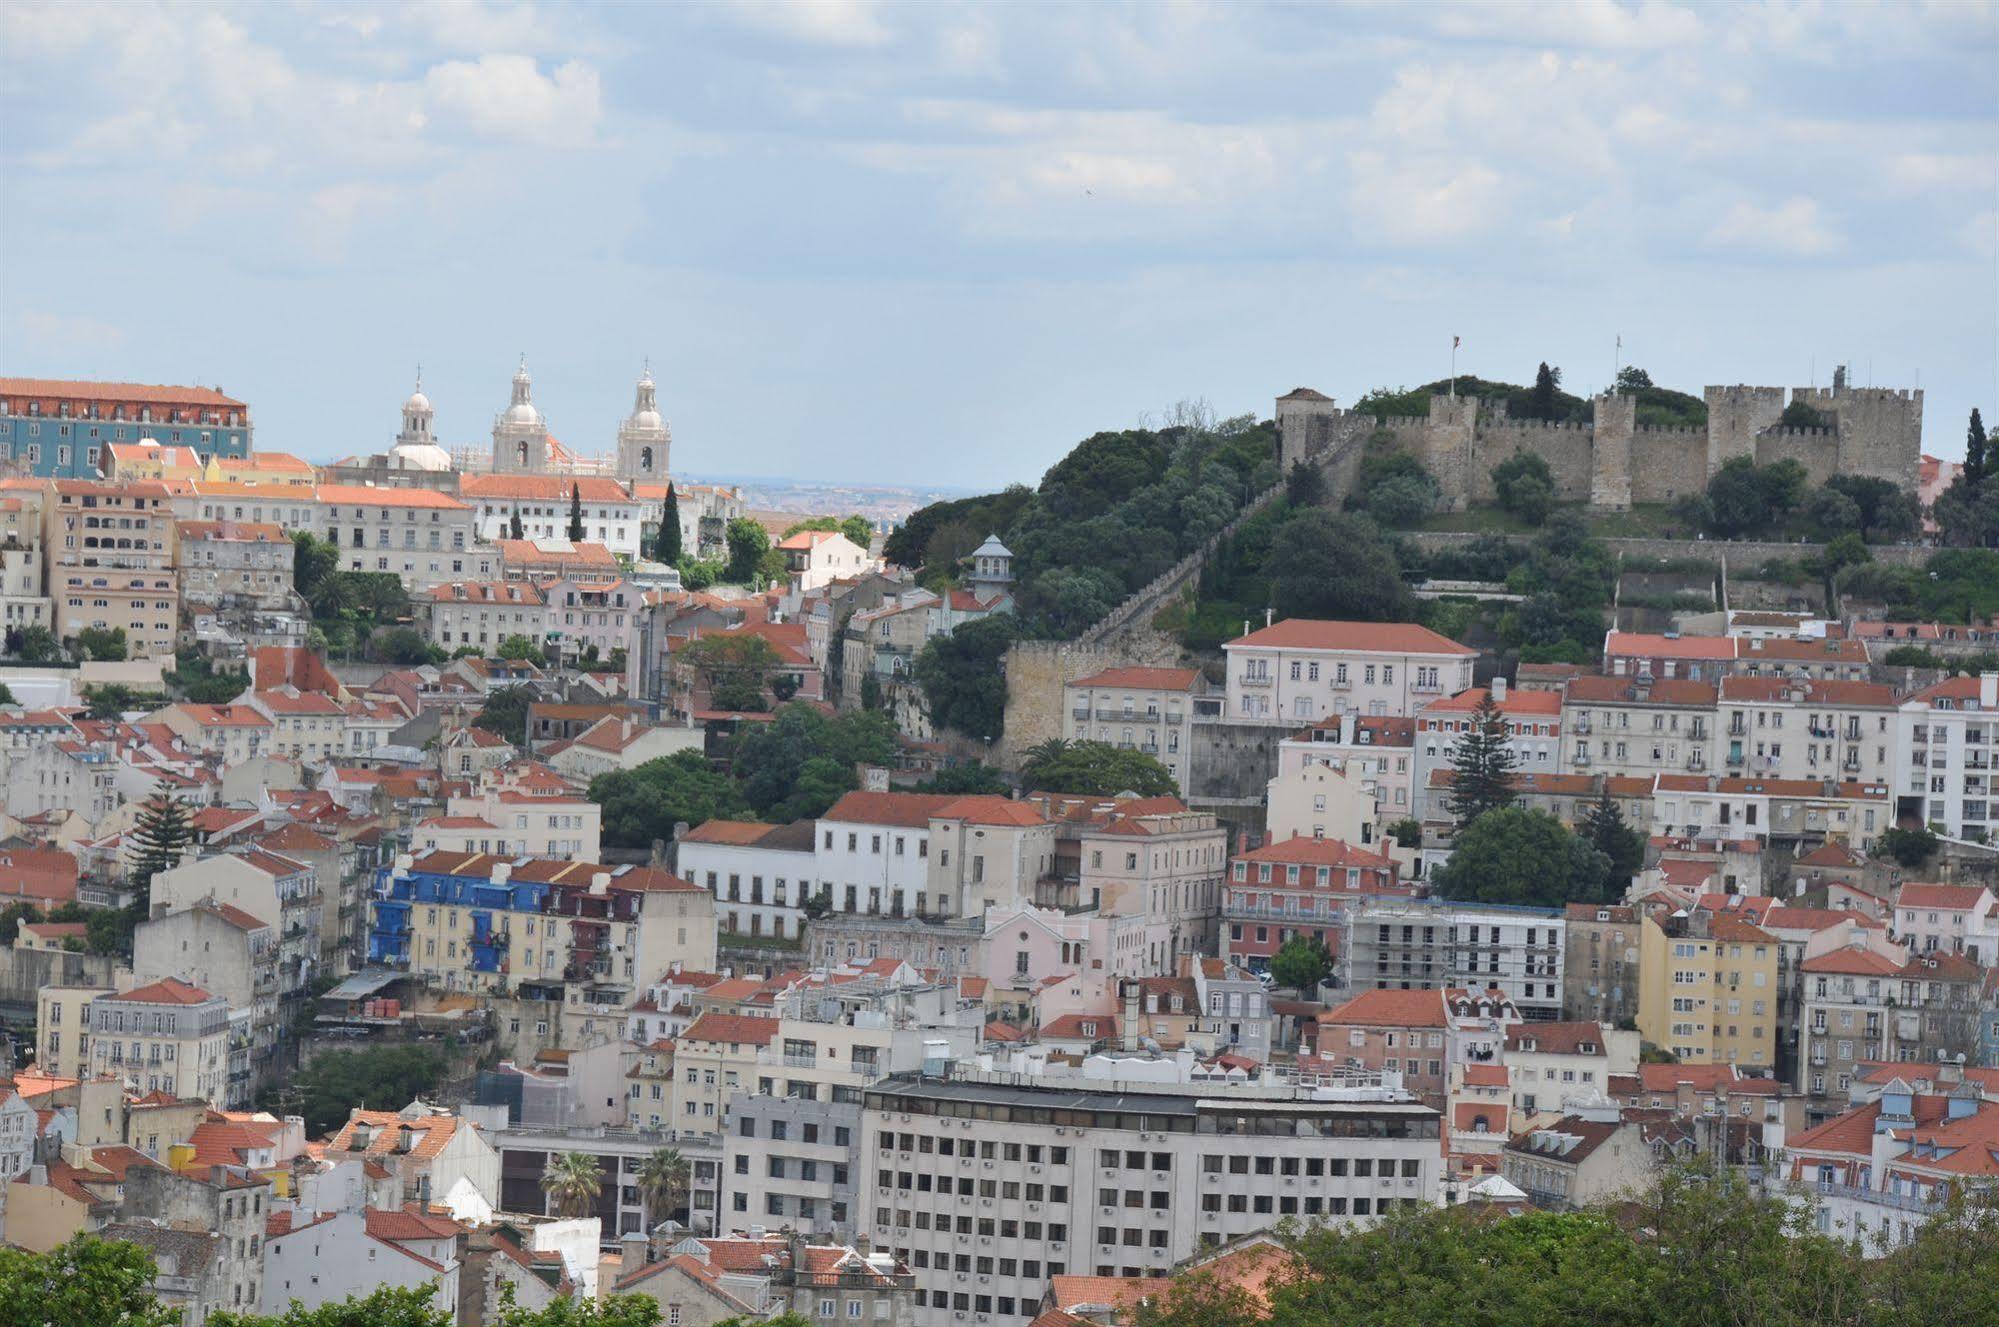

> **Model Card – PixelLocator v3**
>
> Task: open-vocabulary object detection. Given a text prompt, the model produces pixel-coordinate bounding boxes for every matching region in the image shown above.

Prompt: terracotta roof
[176,520,287,542]
[1461,1064,1510,1088]
[312,484,469,509]
[1604,632,1737,660]
[461,475,635,502]
[820,790,959,828]
[935,795,1047,828]
[1500,1115,1621,1163]
[1718,677,1897,706]
[1896,883,1990,911]
[1504,1022,1607,1055]
[1039,1013,1118,1040]
[680,1013,779,1046]
[364,1206,464,1242]
[1050,1275,1152,1314]
[0,378,245,407]
[1796,842,1863,868]
[110,977,216,1005]
[1800,947,1903,976]
[327,1110,466,1164]
[679,820,777,847]
[1320,988,1447,1029]
[1563,675,1717,705]
[1227,619,1474,656]
[1235,836,1396,870]
[1070,666,1203,691]
[1423,686,1563,716]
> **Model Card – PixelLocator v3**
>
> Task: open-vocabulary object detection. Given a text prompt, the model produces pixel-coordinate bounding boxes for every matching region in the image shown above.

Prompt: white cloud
[1347,152,1508,245]
[1706,196,1842,257]
[1424,0,1702,49]
[724,0,891,48]
[424,55,602,146]
[15,310,127,353]
[1887,153,1997,194]
[1961,210,1998,261]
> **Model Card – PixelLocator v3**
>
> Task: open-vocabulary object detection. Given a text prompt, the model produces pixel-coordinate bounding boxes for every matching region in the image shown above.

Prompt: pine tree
[1967,408,1987,494]
[128,789,192,918]
[1530,362,1562,420]
[657,482,683,564]
[567,483,585,542]
[1581,789,1644,884]
[509,505,524,540]
[1446,690,1519,830]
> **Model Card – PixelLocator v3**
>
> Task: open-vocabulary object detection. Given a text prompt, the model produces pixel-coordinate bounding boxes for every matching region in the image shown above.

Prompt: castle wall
[997,640,1121,770]
[1417,396,1479,512]
[1803,386,1923,490]
[1627,427,1709,505]
[1589,393,1635,510]
[1703,386,1786,473]
[1467,418,1595,505]
[1754,427,1841,486]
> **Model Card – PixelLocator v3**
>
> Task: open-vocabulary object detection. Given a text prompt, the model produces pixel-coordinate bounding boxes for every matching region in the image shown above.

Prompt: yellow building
[1638,913,1779,1068]
[43,479,179,659]
[104,441,315,488]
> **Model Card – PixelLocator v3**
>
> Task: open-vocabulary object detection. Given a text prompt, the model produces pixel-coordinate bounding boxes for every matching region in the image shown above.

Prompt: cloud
[1347,152,1507,245]
[1425,0,1703,49]
[1706,196,1842,257]
[424,55,602,146]
[724,0,891,48]
[411,0,565,53]
[15,310,127,353]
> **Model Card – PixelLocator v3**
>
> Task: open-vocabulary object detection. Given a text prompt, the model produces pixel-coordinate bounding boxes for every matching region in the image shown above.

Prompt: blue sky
[2,1,1994,490]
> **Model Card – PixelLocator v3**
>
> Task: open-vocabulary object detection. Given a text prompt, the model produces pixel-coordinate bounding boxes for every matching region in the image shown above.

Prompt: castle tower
[1275,388,1340,471]
[1589,391,1635,511]
[615,362,672,483]
[1702,386,1784,476]
[968,534,1014,597]
[1423,392,1480,513]
[491,355,551,474]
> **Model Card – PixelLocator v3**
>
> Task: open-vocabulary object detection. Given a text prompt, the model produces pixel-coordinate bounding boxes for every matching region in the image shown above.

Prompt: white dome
[630,409,663,430]
[389,442,453,472]
[404,390,432,413]
[504,401,542,427]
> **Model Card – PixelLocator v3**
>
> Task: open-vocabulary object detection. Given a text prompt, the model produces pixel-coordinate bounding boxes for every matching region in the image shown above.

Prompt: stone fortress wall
[1276,378,1922,513]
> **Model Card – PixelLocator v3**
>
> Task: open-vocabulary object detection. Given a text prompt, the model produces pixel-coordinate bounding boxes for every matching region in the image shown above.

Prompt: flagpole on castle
[1614,333,1621,392]
[1450,335,1460,398]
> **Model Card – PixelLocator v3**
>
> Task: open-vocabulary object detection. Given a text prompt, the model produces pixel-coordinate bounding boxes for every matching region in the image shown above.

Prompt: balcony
[1573,748,1591,767]
[1727,749,1745,767]
[1070,706,1089,720]
[1238,674,1273,689]
[1573,716,1592,735]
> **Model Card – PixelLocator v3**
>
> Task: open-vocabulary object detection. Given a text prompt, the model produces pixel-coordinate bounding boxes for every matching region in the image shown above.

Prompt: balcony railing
[1238,674,1273,689]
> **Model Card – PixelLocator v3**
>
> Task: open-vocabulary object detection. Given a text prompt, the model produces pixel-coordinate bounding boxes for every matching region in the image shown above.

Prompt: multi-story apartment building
[808,792,1056,923]
[777,528,874,592]
[1219,836,1404,973]
[678,819,819,940]
[1275,715,1416,823]
[1891,881,1999,962]
[1312,987,1453,1106]
[864,1062,1440,1327]
[86,978,240,1106]
[1561,903,1641,1026]
[106,441,311,487]
[1717,677,1898,783]
[1604,631,1870,683]
[1413,680,1564,819]
[0,495,49,633]
[131,898,279,1101]
[35,983,114,1080]
[175,520,295,610]
[0,378,251,478]
[1340,899,1566,1021]
[154,702,272,766]
[421,581,548,652]
[1896,672,1999,840]
[174,479,318,531]
[421,785,602,861]
[1562,676,1715,779]
[727,974,982,1240]
[460,474,647,559]
[43,479,179,658]
[152,848,322,1002]
[1649,774,1893,853]
[1061,667,1206,792]
[244,686,348,763]
[1223,618,1475,725]
[1501,1020,1638,1122]
[309,484,483,590]
[542,575,642,663]
[1073,803,1228,971]
[1637,911,1779,1069]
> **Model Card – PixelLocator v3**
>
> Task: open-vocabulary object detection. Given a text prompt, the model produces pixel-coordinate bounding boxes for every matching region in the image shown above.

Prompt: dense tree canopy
[473,684,534,746]
[1491,452,1556,525]
[913,615,1023,740]
[679,633,785,713]
[730,704,898,821]
[591,749,754,848]
[281,1045,445,1136]
[0,1235,179,1327]
[1019,739,1177,797]
[1430,806,1612,908]
[1266,509,1417,622]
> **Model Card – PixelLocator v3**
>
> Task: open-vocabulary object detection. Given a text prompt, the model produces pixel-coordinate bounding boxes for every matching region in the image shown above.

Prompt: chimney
[1490,676,1507,703]
[1981,671,1998,709]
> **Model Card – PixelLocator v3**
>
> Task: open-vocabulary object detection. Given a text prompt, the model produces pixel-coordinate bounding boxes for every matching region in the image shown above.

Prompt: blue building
[0,377,251,479]
[367,851,554,989]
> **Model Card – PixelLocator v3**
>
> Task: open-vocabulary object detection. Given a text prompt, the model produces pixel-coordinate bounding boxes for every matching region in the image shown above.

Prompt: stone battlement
[1757,426,1837,440]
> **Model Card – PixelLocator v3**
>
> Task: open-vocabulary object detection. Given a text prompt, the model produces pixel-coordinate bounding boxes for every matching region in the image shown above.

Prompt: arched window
[517,440,529,465]
[640,446,653,471]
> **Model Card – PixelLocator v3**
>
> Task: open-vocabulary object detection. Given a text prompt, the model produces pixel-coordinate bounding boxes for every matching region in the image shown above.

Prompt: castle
[1275,376,1923,512]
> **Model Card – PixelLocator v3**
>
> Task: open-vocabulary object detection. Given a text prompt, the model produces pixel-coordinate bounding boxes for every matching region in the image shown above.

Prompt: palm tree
[540,1151,603,1219]
[1023,738,1070,770]
[635,1147,689,1226]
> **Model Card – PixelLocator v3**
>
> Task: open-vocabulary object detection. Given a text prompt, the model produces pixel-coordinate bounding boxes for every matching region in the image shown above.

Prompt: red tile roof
[1800,947,1903,976]
[111,977,216,1005]
[680,1013,779,1047]
[1070,666,1203,691]
[1605,632,1737,660]
[0,378,245,407]
[1228,619,1474,655]
[1320,988,1447,1029]
[1563,675,1717,705]
[1896,883,1990,911]
[313,484,469,509]
[820,790,958,828]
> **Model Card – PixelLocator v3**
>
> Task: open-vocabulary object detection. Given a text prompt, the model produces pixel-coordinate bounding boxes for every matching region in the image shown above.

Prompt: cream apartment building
[1718,677,1899,784]
[1276,715,1417,822]
[44,479,179,659]
[1562,676,1716,779]
[86,978,238,1107]
[423,580,549,652]
[1062,666,1206,791]
[176,520,294,609]
[309,485,487,591]
[1223,619,1475,725]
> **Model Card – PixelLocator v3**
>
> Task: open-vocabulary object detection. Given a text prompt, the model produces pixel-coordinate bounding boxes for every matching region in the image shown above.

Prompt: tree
[1285,460,1326,509]
[1967,408,1988,494]
[129,788,192,917]
[0,900,40,944]
[1362,473,1437,527]
[1266,510,1416,622]
[914,615,1022,740]
[1020,740,1177,798]
[210,1281,669,1327]
[1385,817,1422,848]
[1491,452,1556,525]
[1879,825,1939,867]
[0,681,14,706]
[635,1147,689,1224]
[497,634,541,661]
[724,517,771,585]
[1705,456,1774,536]
[912,763,1009,795]
[590,749,754,849]
[285,1044,446,1135]
[1818,531,1872,607]
[82,683,158,720]
[1269,936,1332,991]
[1581,791,1644,885]
[840,514,873,549]
[1445,691,1519,829]
[1826,474,1918,543]
[656,483,683,564]
[510,504,525,540]
[473,685,534,746]
[541,1151,603,1219]
[678,632,782,713]
[730,704,897,821]
[372,626,441,666]
[74,625,127,661]
[292,530,340,604]
[859,672,882,711]
[1615,366,1654,392]
[1431,806,1611,908]
[0,1235,179,1327]
[567,483,586,542]
[1809,486,1862,534]
[1530,361,1562,419]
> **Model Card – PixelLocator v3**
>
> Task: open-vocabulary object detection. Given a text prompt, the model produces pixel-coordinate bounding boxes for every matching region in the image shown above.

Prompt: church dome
[389,441,453,472]
[404,388,432,414]
[504,400,542,427]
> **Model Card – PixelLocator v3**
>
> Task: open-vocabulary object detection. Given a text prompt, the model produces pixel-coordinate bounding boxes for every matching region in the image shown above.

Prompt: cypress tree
[1530,362,1561,420]
[1967,409,1987,494]
[1581,789,1644,883]
[509,505,524,540]
[129,789,192,917]
[658,482,683,564]
[567,483,585,542]
[1446,690,1519,830]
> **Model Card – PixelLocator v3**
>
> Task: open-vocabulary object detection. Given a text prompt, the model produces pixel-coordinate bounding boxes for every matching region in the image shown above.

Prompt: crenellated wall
[1279,379,1922,514]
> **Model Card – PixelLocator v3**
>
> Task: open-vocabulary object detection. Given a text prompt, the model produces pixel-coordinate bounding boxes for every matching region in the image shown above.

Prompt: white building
[422,581,549,653]
[1718,676,1898,784]
[1342,898,1567,1021]
[309,485,488,592]
[1062,666,1206,792]
[1224,619,1475,726]
[1896,672,1999,840]
[1562,675,1717,779]
[678,818,820,941]
[1413,680,1565,820]
[1276,715,1417,824]
[263,1206,463,1316]
[461,475,647,560]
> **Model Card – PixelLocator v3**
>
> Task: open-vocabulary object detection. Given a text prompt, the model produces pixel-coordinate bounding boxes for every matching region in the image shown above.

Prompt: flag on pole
[1453,335,1461,349]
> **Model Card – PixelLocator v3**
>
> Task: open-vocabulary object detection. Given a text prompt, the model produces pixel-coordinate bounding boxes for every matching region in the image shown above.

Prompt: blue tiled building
[0,377,251,478]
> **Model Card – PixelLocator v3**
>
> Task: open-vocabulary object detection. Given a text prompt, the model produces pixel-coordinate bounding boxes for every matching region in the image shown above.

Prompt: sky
[1,1,1995,492]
